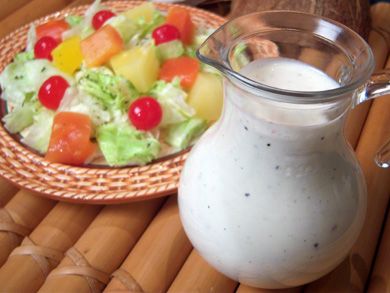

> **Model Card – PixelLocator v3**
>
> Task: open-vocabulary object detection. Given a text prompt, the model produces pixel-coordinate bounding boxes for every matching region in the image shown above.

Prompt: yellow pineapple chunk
[124,2,155,23]
[188,72,223,122]
[110,45,159,93]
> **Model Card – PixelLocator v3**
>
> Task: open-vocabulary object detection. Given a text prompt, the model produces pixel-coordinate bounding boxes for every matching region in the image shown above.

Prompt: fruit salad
[0,0,223,166]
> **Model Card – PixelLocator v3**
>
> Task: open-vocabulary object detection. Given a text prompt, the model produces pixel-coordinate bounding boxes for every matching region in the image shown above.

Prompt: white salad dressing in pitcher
[178,57,367,288]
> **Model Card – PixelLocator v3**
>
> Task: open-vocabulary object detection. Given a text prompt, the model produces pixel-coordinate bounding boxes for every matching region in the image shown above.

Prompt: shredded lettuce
[2,101,37,133]
[76,67,139,112]
[65,15,83,27]
[0,59,73,106]
[106,15,137,43]
[165,118,207,149]
[62,0,106,40]
[185,27,215,58]
[26,24,36,52]
[128,10,165,47]
[58,87,111,127]
[149,79,195,126]
[185,46,196,58]
[20,108,55,153]
[193,27,215,48]
[157,40,184,61]
[97,122,160,166]
[137,9,164,37]
[84,0,106,26]
[13,51,34,63]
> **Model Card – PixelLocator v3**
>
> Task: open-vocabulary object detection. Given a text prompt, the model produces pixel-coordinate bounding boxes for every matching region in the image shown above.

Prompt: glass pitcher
[178,11,390,289]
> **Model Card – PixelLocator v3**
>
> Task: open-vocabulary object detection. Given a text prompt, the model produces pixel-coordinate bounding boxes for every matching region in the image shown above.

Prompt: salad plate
[0,0,225,203]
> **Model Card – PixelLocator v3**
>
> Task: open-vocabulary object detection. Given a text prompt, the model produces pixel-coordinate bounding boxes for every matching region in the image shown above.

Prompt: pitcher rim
[197,10,375,104]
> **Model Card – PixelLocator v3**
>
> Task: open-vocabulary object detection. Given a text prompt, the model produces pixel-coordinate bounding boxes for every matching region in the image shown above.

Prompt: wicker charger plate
[0,1,225,204]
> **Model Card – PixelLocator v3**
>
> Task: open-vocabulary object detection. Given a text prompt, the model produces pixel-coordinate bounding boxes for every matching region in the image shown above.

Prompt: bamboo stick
[104,196,192,293]
[304,57,390,292]
[0,0,76,39]
[0,0,31,22]
[168,249,238,292]
[0,202,101,292]
[0,190,55,266]
[67,0,96,7]
[38,198,164,293]
[367,208,390,293]
[0,178,18,207]
[371,2,390,33]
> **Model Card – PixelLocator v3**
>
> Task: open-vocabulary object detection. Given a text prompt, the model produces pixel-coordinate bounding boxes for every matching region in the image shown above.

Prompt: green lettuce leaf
[58,87,112,127]
[128,10,165,47]
[136,9,164,38]
[156,40,184,61]
[165,117,207,149]
[2,101,38,133]
[106,15,137,43]
[14,51,34,63]
[97,122,160,166]
[185,46,196,58]
[0,59,73,106]
[26,24,36,52]
[62,0,105,39]
[20,107,55,153]
[193,27,216,48]
[65,15,83,27]
[76,66,139,112]
[149,79,195,126]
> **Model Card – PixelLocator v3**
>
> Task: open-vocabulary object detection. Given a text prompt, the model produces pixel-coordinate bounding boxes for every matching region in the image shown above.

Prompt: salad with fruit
[0,0,223,166]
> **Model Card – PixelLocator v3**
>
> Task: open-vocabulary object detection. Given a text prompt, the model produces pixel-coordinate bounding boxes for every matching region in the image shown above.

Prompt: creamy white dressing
[178,57,366,288]
[243,57,339,91]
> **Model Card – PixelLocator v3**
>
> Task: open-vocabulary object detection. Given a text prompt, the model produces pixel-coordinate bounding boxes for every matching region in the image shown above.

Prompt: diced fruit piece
[156,40,184,61]
[92,10,116,30]
[46,112,96,165]
[128,96,162,131]
[52,36,83,75]
[110,45,159,93]
[152,24,180,45]
[124,2,155,22]
[36,19,69,42]
[38,75,69,110]
[34,36,59,61]
[159,56,199,89]
[188,72,223,122]
[166,6,194,45]
[81,25,124,67]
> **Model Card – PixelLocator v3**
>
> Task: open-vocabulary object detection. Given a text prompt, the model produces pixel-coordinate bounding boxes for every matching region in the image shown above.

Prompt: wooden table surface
[0,1,389,292]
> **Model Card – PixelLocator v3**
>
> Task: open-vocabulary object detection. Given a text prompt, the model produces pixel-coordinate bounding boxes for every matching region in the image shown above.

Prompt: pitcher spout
[197,15,281,79]
[196,25,230,76]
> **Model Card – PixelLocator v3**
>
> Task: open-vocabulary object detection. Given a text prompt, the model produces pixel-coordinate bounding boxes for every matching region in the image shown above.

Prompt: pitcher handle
[365,69,390,100]
[364,68,390,168]
[375,139,390,168]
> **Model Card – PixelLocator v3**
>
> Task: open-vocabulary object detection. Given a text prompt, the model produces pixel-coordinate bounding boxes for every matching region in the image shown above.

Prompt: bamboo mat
[0,1,389,292]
